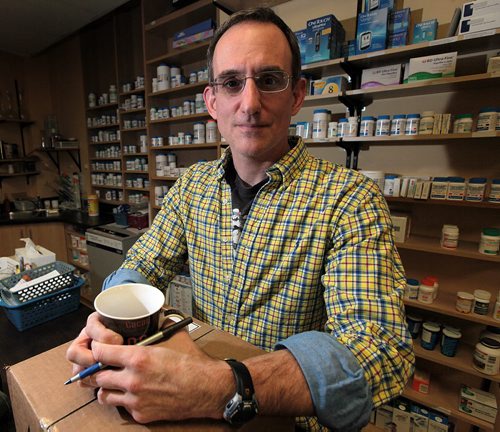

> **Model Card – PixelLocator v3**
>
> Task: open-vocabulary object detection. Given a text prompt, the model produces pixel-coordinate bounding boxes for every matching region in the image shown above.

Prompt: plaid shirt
[122,138,414,429]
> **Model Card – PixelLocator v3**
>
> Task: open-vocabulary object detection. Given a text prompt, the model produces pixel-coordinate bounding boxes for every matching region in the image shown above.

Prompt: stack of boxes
[388,8,411,47]
[459,0,500,35]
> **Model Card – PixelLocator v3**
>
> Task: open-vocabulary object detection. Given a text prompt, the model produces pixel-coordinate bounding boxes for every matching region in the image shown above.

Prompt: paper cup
[94,283,165,345]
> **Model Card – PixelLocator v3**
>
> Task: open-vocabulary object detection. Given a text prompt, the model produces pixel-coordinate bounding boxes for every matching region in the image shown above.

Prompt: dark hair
[207,7,301,85]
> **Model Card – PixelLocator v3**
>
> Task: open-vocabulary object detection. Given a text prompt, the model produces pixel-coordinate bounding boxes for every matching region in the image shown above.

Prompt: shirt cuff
[275,331,372,431]
[102,268,150,291]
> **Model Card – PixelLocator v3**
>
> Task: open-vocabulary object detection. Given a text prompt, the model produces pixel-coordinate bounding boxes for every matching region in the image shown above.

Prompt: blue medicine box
[173,19,214,48]
[305,14,345,64]
[412,19,438,44]
[388,31,408,48]
[295,29,308,65]
[364,0,394,12]
[389,8,411,34]
[356,8,389,55]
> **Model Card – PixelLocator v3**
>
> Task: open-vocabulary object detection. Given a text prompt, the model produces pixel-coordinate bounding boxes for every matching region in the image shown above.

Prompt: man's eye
[260,74,279,86]
[223,78,242,89]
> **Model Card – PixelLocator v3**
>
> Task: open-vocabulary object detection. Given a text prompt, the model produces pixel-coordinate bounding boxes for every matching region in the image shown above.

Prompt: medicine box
[389,8,411,34]
[305,14,345,64]
[411,404,430,432]
[392,398,412,432]
[375,404,394,430]
[388,31,408,48]
[361,64,402,88]
[407,52,457,82]
[310,75,347,95]
[428,411,449,432]
[412,19,438,44]
[459,385,498,423]
[459,12,500,35]
[364,0,394,12]
[173,19,214,48]
[391,213,411,243]
[462,0,500,19]
[412,369,430,393]
[295,29,308,65]
[356,8,389,55]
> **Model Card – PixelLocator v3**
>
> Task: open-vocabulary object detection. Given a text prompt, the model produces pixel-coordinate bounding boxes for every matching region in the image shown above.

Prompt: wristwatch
[223,359,259,426]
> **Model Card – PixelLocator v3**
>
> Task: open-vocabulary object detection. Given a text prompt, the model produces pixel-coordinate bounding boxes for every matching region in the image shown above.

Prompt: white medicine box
[391,213,411,243]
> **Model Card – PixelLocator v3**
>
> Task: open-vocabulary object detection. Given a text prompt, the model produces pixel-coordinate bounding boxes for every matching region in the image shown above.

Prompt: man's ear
[291,77,306,116]
[203,85,217,120]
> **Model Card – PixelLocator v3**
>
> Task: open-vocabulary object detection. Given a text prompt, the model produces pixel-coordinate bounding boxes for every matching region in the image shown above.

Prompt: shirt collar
[216,137,309,187]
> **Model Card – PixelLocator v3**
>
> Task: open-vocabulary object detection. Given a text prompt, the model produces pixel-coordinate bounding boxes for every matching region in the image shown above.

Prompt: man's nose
[239,77,261,114]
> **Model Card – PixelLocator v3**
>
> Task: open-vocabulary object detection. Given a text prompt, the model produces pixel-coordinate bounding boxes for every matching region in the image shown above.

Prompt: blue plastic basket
[0,261,84,331]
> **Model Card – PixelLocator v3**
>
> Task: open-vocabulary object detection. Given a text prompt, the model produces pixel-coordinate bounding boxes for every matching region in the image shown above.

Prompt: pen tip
[64,379,71,385]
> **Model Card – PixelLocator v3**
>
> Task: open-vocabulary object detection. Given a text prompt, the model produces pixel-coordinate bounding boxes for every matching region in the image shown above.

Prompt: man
[67,8,414,431]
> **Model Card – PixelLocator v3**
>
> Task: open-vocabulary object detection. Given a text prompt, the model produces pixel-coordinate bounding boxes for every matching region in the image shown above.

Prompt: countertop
[0,210,113,228]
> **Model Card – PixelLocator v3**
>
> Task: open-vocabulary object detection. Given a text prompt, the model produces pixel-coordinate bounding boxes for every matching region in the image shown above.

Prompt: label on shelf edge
[462,29,495,40]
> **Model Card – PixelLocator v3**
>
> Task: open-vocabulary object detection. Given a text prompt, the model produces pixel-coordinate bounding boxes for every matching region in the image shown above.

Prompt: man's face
[204,21,305,163]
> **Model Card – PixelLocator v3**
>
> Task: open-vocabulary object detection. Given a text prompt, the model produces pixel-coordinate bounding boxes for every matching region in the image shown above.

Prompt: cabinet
[142,0,221,216]
[81,0,145,207]
[294,29,500,431]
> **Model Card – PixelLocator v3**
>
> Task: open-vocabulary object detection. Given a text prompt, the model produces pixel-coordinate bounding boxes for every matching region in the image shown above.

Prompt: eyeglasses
[210,70,290,96]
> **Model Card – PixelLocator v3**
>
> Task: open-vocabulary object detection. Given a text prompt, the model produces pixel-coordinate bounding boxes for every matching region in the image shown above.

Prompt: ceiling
[0,0,130,57]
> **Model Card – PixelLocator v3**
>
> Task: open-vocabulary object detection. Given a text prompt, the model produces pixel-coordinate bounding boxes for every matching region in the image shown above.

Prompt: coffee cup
[94,283,165,345]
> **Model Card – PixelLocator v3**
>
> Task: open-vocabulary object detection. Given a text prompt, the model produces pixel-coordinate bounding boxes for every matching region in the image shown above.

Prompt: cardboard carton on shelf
[7,317,293,431]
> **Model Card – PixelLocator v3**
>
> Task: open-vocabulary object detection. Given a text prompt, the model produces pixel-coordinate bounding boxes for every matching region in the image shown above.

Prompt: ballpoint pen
[64,316,193,385]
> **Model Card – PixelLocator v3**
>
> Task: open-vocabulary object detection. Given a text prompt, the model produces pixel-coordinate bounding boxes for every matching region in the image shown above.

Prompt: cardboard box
[389,8,411,34]
[459,13,500,35]
[391,213,411,243]
[459,385,498,423]
[295,29,308,65]
[375,404,394,430]
[356,8,389,54]
[173,19,214,48]
[412,19,438,44]
[392,398,411,432]
[410,404,430,432]
[7,318,293,431]
[364,0,394,12]
[310,75,347,95]
[14,245,56,268]
[406,52,457,82]
[361,64,402,88]
[305,14,345,64]
[462,0,500,19]
[427,410,449,432]
[388,31,408,48]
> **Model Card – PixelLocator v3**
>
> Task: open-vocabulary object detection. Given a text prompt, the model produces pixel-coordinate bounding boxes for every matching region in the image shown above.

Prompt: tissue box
[173,19,214,48]
[15,246,56,268]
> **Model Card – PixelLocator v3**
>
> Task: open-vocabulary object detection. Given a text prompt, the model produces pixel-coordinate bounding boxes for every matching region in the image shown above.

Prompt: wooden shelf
[0,117,34,125]
[304,138,340,146]
[404,291,499,327]
[346,72,500,101]
[86,102,118,112]
[301,57,344,78]
[343,131,500,144]
[124,170,148,174]
[151,175,178,181]
[0,171,39,178]
[123,152,148,157]
[92,184,123,189]
[119,87,145,97]
[386,196,500,209]
[303,92,342,107]
[397,235,500,263]
[150,142,220,151]
[413,343,500,383]
[89,140,121,145]
[119,107,146,114]
[121,126,146,132]
[144,0,213,32]
[402,382,495,431]
[148,81,208,98]
[149,112,211,124]
[87,123,119,130]
[146,41,210,66]
[90,157,121,161]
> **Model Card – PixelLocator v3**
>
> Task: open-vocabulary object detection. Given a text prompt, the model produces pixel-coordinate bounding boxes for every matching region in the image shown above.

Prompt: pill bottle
[312,109,330,139]
[419,111,435,135]
[346,116,358,137]
[465,177,487,202]
[453,114,473,133]
[195,93,205,113]
[405,114,420,135]
[494,291,500,321]
[441,224,459,249]
[406,314,423,339]
[476,107,497,132]
[430,177,449,200]
[375,115,391,136]
[390,114,406,136]
[456,291,474,313]
[88,92,96,108]
[327,121,338,138]
[479,228,500,255]
[481,326,500,343]
[440,328,461,357]
[360,170,385,192]
[418,278,435,304]
[404,278,420,300]
[88,194,99,217]
[337,118,349,137]
[446,177,466,201]
[206,120,218,143]
[425,275,439,299]
[473,338,500,375]
[488,179,500,203]
[473,289,491,315]
[193,122,205,144]
[420,322,441,350]
[359,116,375,137]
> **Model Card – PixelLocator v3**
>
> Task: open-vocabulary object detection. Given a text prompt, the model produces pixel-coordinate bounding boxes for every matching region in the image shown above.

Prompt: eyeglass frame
[209,70,292,95]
